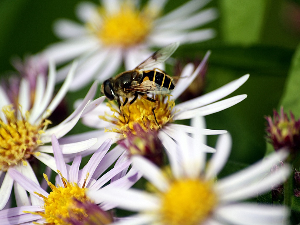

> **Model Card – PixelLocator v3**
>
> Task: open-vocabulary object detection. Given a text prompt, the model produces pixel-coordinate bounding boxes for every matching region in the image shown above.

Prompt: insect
[101,42,179,107]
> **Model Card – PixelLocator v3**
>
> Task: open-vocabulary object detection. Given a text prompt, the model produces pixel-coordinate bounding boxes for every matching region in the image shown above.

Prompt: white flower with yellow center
[0,136,139,225]
[42,0,217,90]
[0,62,99,210]
[63,58,249,156]
[90,129,291,225]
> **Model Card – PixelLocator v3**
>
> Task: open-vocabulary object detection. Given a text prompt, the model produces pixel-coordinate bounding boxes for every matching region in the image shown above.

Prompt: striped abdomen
[142,69,175,90]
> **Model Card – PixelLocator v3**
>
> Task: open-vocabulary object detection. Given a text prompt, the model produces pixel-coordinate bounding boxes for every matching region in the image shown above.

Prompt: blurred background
[0,0,299,168]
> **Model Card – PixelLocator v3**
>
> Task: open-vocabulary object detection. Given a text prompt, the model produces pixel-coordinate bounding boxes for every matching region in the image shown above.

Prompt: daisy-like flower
[0,62,100,210]
[90,126,291,225]
[65,55,249,156]
[1,135,140,225]
[42,0,217,90]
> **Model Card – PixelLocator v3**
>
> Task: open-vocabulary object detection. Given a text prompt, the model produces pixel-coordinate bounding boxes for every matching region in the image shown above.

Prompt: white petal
[111,214,156,225]
[156,0,212,24]
[205,133,232,180]
[158,131,181,179]
[38,138,97,154]
[0,173,13,210]
[0,86,10,110]
[43,37,98,64]
[101,0,121,14]
[168,123,226,136]
[218,165,291,203]
[216,150,288,195]
[132,156,169,192]
[69,155,81,183]
[82,96,106,117]
[34,152,57,172]
[29,75,45,123]
[146,0,167,13]
[41,61,77,120]
[18,79,30,118]
[174,94,247,120]
[29,61,55,124]
[76,1,98,23]
[14,182,30,207]
[215,203,289,225]
[89,187,159,211]
[68,49,110,91]
[175,74,250,111]
[54,19,86,39]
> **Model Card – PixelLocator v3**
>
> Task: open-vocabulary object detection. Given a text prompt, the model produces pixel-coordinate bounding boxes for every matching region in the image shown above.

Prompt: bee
[101,42,179,107]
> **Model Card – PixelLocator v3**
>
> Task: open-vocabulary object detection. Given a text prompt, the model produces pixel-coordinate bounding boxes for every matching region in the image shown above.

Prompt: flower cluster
[0,0,294,225]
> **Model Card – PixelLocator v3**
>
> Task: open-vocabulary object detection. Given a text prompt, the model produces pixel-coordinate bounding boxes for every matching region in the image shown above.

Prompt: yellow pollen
[29,171,92,225]
[99,96,175,136]
[160,179,217,225]
[0,105,50,171]
[88,2,154,48]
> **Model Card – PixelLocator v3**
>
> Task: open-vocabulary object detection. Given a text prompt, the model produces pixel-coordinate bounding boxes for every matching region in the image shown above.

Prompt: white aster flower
[0,62,99,210]
[62,56,249,156]
[42,0,217,90]
[90,129,291,225]
[0,136,140,225]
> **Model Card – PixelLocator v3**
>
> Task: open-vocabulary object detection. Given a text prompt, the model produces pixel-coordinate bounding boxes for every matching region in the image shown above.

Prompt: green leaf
[279,44,300,118]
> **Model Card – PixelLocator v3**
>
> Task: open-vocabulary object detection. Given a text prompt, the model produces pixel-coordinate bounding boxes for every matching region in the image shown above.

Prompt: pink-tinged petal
[93,145,126,179]
[69,155,82,184]
[8,169,48,198]
[215,203,289,225]
[3,213,42,225]
[216,150,288,195]
[41,167,52,191]
[175,74,250,111]
[0,205,42,218]
[34,152,57,172]
[174,94,247,120]
[90,187,159,211]
[219,165,291,203]
[69,49,110,91]
[54,19,86,39]
[105,168,142,190]
[132,156,169,192]
[29,75,45,123]
[0,173,14,210]
[156,0,211,24]
[51,135,68,179]
[111,152,130,182]
[18,79,30,118]
[76,2,98,23]
[111,214,156,225]
[79,139,112,187]
[171,52,209,101]
[29,62,55,125]
[90,160,131,190]
[205,133,232,180]
[43,37,98,65]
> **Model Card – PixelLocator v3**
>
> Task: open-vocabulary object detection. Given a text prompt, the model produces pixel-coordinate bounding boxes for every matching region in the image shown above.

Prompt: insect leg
[152,107,160,128]
[129,93,139,104]
[123,97,128,106]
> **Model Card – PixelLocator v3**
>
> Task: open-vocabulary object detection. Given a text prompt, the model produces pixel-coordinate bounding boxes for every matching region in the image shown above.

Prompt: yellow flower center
[160,179,217,225]
[99,96,175,136]
[0,105,50,171]
[88,2,155,48]
[29,172,93,225]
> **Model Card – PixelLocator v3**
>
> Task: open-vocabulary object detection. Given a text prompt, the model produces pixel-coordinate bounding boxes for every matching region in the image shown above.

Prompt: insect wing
[140,80,171,95]
[135,42,179,71]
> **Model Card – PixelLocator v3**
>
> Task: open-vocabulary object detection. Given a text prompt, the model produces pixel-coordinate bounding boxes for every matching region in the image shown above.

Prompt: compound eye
[102,80,115,100]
